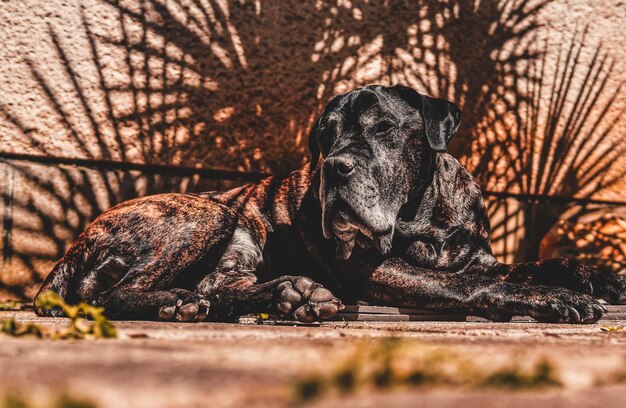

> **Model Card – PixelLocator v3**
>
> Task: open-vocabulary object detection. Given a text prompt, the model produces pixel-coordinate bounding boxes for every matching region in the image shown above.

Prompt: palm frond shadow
[1,0,549,297]
[393,0,547,161]
[486,27,625,261]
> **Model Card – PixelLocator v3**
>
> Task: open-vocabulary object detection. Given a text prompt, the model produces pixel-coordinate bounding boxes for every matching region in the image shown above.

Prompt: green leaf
[0,300,23,311]
[1,319,44,338]
[31,290,118,340]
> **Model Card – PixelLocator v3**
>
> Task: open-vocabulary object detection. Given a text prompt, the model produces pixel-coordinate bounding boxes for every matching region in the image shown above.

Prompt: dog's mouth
[319,169,395,259]
[328,201,393,260]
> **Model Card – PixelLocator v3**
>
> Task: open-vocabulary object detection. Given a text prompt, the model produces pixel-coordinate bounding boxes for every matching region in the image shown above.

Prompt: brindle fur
[35,85,626,323]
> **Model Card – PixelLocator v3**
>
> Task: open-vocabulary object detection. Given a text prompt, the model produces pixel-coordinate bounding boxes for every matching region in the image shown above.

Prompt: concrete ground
[1,311,626,408]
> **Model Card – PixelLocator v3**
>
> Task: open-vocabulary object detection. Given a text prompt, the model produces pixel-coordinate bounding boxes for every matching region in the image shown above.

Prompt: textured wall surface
[1,0,625,298]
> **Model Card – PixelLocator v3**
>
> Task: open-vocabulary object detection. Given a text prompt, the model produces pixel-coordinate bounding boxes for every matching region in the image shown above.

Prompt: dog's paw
[275,277,344,323]
[34,306,66,318]
[159,294,210,323]
[592,272,626,304]
[528,289,605,324]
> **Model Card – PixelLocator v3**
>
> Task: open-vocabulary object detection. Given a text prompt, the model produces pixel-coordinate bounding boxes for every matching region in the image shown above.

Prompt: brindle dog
[35,85,626,323]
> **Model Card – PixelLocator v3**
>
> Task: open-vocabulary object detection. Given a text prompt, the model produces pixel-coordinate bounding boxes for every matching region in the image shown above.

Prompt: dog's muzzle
[320,157,393,259]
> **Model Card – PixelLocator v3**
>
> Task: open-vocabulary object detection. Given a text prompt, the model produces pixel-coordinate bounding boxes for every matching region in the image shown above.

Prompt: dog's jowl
[35,85,626,323]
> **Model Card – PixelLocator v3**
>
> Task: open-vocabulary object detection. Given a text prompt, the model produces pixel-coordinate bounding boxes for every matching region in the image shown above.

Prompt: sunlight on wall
[0,0,625,294]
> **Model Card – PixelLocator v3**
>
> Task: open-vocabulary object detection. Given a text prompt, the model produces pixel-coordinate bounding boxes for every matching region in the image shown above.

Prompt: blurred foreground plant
[1,319,43,338]
[481,359,560,389]
[0,300,23,311]
[596,355,626,386]
[34,291,117,339]
[0,291,116,340]
[1,391,96,408]
[293,338,561,402]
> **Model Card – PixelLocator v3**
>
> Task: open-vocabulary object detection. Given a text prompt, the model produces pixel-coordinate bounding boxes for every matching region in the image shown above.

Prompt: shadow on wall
[103,0,548,171]
[3,0,547,171]
[484,27,625,262]
[0,0,623,297]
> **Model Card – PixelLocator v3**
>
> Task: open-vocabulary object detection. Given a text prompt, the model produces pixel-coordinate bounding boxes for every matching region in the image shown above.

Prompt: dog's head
[309,84,461,259]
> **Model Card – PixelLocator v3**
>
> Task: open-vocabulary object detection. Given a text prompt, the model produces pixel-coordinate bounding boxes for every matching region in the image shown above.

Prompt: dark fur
[35,85,626,323]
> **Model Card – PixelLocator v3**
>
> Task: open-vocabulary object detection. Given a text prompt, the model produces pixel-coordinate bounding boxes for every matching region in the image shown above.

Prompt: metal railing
[3,151,626,207]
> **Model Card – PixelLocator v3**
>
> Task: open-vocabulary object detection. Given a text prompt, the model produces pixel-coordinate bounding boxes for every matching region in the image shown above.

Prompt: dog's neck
[397,150,437,222]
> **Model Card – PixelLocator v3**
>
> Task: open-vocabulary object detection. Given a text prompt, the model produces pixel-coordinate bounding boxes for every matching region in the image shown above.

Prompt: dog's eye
[374,121,394,134]
[318,118,334,132]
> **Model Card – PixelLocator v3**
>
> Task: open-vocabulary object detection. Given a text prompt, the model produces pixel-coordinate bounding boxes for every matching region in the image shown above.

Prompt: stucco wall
[1,0,625,298]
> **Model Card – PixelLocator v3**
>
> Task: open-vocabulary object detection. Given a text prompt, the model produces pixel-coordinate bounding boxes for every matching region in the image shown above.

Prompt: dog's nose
[327,157,356,178]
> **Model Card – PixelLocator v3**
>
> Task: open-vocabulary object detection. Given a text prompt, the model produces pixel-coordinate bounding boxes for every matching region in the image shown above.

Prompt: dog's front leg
[492,258,626,304]
[366,258,606,323]
[197,275,343,322]
[193,227,343,322]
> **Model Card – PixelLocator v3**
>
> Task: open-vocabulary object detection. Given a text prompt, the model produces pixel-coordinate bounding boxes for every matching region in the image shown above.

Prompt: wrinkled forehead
[322,86,409,126]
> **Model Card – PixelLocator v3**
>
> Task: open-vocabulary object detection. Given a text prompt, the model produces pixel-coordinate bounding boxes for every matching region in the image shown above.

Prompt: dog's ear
[308,117,322,170]
[393,84,462,152]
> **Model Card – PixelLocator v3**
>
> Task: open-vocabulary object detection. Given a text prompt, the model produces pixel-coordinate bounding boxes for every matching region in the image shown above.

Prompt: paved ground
[1,311,626,408]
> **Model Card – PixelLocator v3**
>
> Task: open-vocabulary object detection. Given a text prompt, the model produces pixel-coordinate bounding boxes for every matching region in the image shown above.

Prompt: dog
[35,84,626,323]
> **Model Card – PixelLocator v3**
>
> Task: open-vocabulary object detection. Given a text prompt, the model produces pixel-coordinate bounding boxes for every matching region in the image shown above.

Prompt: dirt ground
[1,311,625,408]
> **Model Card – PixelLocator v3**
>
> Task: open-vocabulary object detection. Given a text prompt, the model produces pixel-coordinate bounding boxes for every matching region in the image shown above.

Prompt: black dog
[35,84,626,323]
